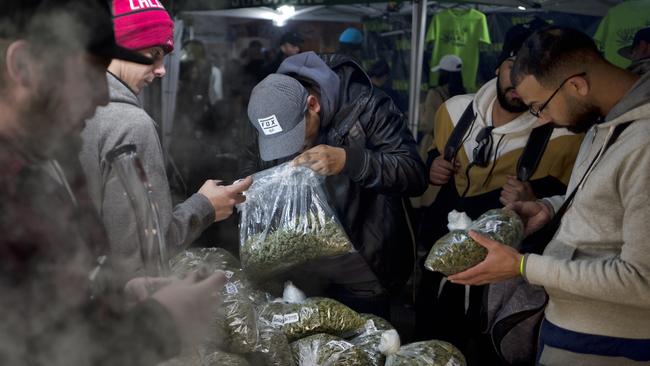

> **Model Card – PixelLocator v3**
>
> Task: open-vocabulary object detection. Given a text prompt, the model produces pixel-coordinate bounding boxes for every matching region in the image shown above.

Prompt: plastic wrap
[202,350,251,366]
[425,209,524,276]
[170,248,260,354]
[238,163,353,280]
[257,297,365,342]
[252,325,296,366]
[385,340,466,366]
[291,334,371,366]
[349,314,397,366]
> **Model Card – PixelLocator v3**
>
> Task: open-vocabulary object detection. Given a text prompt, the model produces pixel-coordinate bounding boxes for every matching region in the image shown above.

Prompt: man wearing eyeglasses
[448,26,650,365]
[415,24,583,363]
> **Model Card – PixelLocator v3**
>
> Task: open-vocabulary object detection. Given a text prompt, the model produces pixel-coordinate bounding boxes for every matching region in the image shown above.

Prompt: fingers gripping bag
[238,163,353,280]
[385,340,466,366]
[424,209,524,276]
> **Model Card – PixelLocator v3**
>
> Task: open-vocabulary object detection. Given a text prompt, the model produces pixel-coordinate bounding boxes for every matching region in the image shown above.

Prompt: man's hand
[198,176,253,222]
[152,270,227,347]
[124,276,174,308]
[447,231,522,285]
[429,156,460,185]
[506,200,553,237]
[293,145,346,176]
[500,176,536,206]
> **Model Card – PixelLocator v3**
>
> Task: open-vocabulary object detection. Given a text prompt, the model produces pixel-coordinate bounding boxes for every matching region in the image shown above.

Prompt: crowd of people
[0,0,649,365]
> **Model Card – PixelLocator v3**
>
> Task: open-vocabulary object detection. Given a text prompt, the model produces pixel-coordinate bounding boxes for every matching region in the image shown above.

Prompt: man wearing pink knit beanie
[80,0,252,286]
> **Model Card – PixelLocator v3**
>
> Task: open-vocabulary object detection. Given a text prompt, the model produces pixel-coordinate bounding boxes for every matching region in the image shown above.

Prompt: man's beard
[19,83,80,161]
[496,78,527,113]
[557,97,601,133]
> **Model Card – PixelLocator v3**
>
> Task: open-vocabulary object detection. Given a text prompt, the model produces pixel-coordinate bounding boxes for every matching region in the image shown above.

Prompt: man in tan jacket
[449,26,650,365]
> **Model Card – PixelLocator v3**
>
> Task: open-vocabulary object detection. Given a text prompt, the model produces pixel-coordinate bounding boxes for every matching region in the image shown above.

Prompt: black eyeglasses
[529,72,587,117]
[472,126,494,167]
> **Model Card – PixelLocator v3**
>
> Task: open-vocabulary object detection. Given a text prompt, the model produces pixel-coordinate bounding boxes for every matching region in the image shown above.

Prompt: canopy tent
[158,0,622,140]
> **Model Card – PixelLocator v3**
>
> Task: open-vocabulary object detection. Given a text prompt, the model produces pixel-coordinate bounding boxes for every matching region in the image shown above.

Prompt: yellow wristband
[519,255,526,276]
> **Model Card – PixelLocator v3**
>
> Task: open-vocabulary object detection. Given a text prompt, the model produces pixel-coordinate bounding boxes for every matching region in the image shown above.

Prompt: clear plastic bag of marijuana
[291,333,371,366]
[170,248,260,354]
[201,350,251,366]
[238,163,353,280]
[424,209,524,276]
[349,314,400,366]
[251,325,296,366]
[257,297,365,342]
[385,340,466,366]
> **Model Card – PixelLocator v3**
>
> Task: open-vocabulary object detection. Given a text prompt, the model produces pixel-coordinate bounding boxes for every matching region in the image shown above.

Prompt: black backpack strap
[517,123,554,182]
[443,102,475,161]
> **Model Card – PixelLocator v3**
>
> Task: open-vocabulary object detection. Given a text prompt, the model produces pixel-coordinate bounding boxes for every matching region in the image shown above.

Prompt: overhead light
[273,5,296,27]
[518,5,526,10]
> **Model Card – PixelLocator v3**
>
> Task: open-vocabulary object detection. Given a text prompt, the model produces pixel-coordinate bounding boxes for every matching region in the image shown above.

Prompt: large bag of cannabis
[291,333,371,366]
[239,163,353,279]
[424,209,524,276]
[349,314,400,366]
[257,297,366,342]
[385,340,466,366]
[170,248,260,354]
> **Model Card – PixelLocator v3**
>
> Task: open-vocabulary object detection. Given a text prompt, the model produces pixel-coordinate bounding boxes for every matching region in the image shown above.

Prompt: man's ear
[307,94,321,114]
[5,40,35,88]
[569,74,590,97]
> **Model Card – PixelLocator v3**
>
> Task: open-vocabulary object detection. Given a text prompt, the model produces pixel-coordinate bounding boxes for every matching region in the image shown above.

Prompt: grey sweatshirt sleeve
[96,107,214,280]
[525,145,650,309]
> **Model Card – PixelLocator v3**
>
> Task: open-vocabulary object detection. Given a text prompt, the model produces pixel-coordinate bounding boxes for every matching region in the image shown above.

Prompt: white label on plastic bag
[284,313,300,324]
[326,340,352,351]
[272,315,284,326]
[225,283,238,295]
[224,270,234,279]
[258,115,283,135]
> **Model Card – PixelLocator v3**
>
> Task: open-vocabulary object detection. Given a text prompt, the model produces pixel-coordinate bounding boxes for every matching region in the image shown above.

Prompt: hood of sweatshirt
[107,71,141,108]
[277,51,341,129]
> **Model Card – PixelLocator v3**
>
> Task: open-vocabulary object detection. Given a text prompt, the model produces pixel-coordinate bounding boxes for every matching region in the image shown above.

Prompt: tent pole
[408,0,428,138]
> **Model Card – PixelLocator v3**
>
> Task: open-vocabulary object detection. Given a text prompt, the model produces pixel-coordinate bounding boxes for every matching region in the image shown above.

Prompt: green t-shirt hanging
[594,0,650,68]
[426,8,491,91]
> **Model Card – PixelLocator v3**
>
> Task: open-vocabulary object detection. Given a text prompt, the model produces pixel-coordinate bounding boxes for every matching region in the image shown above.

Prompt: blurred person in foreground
[448,26,650,365]
[79,0,252,286]
[0,1,226,365]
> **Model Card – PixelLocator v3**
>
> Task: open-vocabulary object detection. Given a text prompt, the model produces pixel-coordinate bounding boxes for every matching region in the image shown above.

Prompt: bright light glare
[273,5,296,26]
[518,5,526,10]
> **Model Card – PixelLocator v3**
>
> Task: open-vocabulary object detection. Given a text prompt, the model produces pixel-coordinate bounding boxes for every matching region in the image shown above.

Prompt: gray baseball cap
[248,74,309,161]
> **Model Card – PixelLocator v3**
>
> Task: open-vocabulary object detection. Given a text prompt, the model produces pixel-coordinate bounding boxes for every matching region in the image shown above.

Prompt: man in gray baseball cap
[243,51,427,318]
[248,74,310,161]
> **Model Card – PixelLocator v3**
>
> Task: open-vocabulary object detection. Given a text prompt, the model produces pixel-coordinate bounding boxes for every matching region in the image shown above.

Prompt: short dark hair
[511,26,603,88]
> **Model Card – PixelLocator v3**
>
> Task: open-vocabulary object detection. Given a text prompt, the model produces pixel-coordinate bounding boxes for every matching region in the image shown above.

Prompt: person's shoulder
[443,94,474,117]
[86,101,156,141]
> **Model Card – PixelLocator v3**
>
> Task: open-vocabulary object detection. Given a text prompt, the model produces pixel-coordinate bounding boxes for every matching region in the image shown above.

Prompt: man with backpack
[415,24,583,364]
[449,26,650,365]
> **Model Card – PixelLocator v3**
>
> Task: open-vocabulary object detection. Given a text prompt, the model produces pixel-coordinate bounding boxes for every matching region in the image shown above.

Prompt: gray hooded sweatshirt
[525,71,650,339]
[80,72,215,284]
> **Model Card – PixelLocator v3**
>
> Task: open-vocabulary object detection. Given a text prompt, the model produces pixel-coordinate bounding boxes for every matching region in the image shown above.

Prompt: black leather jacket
[241,54,427,292]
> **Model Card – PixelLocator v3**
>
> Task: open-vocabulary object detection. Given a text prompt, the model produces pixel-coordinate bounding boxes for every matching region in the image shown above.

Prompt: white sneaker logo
[258,115,283,136]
